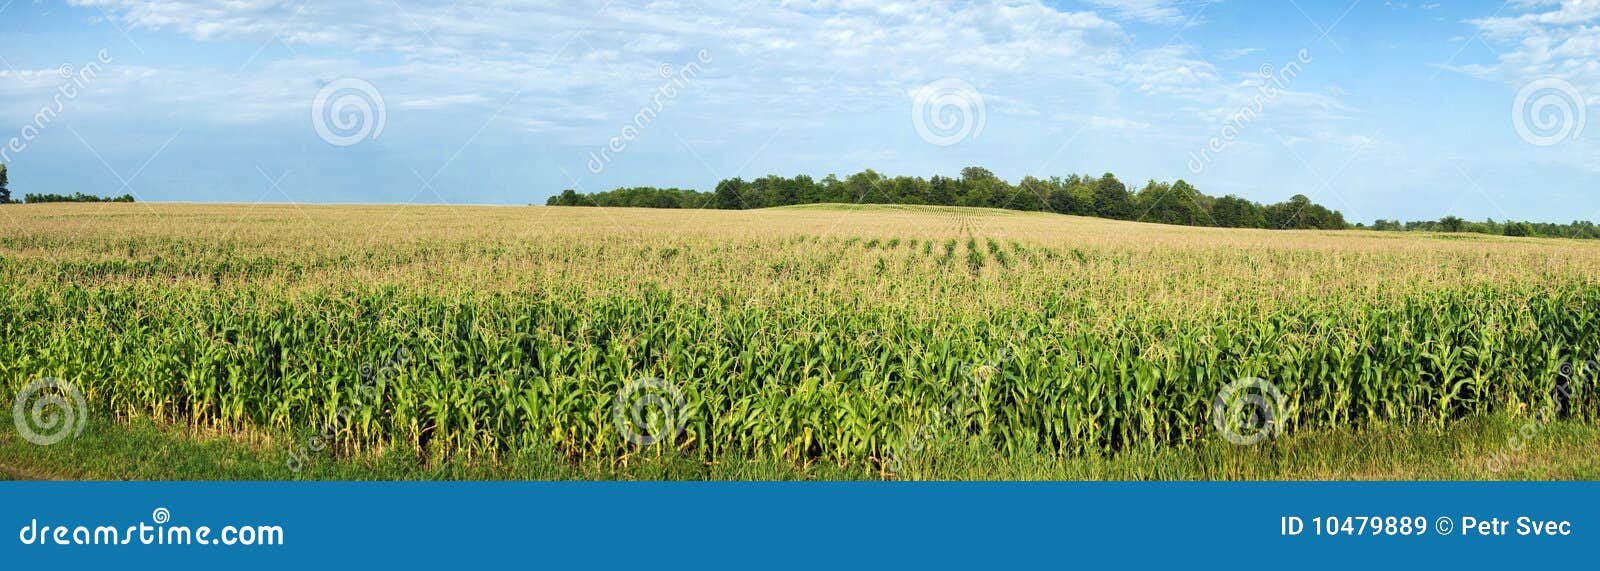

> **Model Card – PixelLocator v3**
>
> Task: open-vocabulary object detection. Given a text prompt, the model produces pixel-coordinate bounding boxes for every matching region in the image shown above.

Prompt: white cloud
[1068,113,1153,131]
[1082,0,1195,26]
[14,0,1371,195]
[45,0,1176,140]
[1216,47,1261,61]
[1459,1,1600,113]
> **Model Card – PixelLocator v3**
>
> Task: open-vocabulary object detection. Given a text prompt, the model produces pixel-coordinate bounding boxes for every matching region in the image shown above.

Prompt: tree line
[548,167,1350,230]
[0,165,135,205]
[19,192,136,204]
[1363,217,1600,240]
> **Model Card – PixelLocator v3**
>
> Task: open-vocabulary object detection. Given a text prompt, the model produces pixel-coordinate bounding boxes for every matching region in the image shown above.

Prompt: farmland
[1,202,1598,479]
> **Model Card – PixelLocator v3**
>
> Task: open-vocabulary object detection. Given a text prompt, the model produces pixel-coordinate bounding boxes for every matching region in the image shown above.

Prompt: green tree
[1211,195,1265,228]
[546,189,582,206]
[1504,221,1536,237]
[746,176,785,209]
[1016,176,1050,212]
[0,164,9,204]
[1064,179,1095,215]
[843,170,885,203]
[545,167,1358,234]
[928,175,956,205]
[1046,176,1088,214]
[1091,173,1133,219]
[957,166,1007,208]
[1268,195,1315,228]
[960,166,997,182]
[20,192,134,204]
[790,175,820,204]
[714,178,747,210]
[1439,215,1465,233]
[1138,180,1208,226]
[1295,202,1347,230]
[1134,180,1170,221]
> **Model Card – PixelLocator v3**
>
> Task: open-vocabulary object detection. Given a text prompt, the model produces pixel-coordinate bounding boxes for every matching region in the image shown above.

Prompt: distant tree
[1091,173,1133,219]
[650,189,679,209]
[790,175,820,204]
[714,178,747,210]
[1173,181,1215,226]
[1362,216,1595,239]
[1014,176,1049,212]
[0,164,9,204]
[1267,195,1312,228]
[955,181,992,208]
[928,175,957,205]
[22,192,134,204]
[818,174,846,202]
[1046,185,1076,215]
[1504,221,1536,237]
[767,174,798,206]
[548,167,1371,235]
[745,176,778,209]
[960,166,997,182]
[1262,194,1344,229]
[546,189,581,206]
[1134,180,1168,219]
[842,170,885,203]
[1062,179,1095,215]
[957,166,1008,208]
[1212,195,1266,228]
[1136,179,1208,226]
[894,176,931,205]
[1300,203,1347,230]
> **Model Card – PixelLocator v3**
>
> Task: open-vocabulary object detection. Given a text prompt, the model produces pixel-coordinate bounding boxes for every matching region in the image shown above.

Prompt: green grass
[4,410,1593,480]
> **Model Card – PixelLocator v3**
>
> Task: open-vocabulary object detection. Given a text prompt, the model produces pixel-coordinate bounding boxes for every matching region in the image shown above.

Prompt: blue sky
[0,0,1596,223]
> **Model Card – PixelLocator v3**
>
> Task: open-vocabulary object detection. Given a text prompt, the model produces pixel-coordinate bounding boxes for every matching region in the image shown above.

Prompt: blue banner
[1,482,1591,568]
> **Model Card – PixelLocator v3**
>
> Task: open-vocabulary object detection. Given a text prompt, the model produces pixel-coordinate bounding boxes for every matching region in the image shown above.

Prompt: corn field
[2,203,1598,470]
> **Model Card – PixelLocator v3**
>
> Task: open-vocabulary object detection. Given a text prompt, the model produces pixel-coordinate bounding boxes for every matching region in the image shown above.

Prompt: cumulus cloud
[49,1,1153,137]
[1460,0,1600,93]
[1082,0,1198,26]
[0,0,1369,195]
